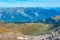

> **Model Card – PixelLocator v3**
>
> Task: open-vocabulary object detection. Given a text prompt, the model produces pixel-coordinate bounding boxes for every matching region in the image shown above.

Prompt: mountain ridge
[0,7,60,22]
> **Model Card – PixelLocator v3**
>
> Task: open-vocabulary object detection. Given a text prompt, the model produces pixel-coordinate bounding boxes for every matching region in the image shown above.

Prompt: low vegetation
[0,23,53,36]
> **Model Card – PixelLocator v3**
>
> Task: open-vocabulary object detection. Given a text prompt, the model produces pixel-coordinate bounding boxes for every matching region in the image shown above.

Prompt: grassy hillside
[0,15,60,36]
[0,23,52,36]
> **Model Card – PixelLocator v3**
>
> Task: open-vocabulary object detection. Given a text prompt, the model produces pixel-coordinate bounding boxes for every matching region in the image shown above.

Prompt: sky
[0,0,60,7]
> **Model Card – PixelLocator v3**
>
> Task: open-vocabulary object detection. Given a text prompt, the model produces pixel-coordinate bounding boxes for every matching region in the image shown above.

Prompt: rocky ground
[0,32,60,40]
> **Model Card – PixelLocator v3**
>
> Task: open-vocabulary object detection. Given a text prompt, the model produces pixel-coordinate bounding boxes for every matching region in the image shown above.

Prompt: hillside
[0,15,60,36]
[0,15,59,40]
[0,23,52,36]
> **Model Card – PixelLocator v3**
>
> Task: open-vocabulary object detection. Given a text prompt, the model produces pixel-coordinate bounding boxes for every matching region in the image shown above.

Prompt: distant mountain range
[0,7,60,22]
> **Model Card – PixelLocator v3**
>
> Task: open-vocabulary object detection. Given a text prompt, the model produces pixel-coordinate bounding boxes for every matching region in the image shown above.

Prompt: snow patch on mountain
[0,13,2,18]
[34,12,39,16]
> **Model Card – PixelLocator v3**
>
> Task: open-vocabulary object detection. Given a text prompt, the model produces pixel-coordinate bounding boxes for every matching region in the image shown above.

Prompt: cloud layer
[0,0,60,7]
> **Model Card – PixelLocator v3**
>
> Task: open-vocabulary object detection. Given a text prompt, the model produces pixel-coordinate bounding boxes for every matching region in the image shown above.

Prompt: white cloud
[0,0,60,7]
[0,2,60,7]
